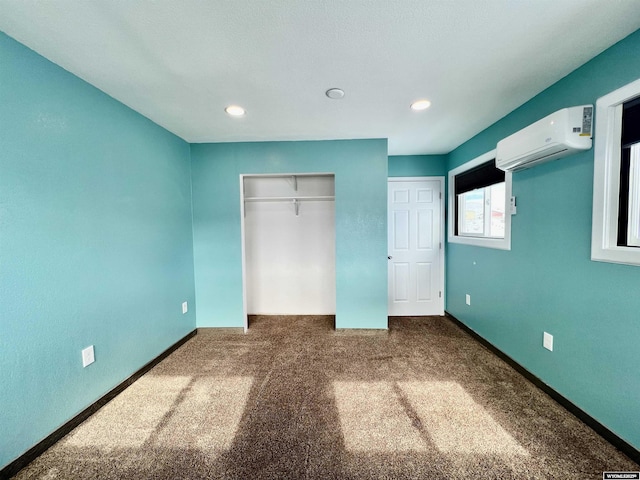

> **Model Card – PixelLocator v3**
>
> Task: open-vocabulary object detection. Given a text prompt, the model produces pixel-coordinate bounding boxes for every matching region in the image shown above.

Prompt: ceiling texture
[1,1,640,155]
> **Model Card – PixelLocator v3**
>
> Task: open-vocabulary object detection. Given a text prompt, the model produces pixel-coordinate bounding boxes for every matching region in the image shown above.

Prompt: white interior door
[388,178,444,316]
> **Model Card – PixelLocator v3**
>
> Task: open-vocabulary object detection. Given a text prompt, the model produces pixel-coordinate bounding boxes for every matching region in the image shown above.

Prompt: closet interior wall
[242,174,336,318]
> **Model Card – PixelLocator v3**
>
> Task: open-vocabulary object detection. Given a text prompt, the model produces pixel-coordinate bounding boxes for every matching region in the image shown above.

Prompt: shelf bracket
[291,175,297,191]
[292,198,299,216]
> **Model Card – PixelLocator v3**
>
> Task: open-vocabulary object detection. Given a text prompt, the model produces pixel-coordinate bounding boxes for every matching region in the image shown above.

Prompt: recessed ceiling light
[326,88,345,100]
[410,99,431,111]
[225,105,246,117]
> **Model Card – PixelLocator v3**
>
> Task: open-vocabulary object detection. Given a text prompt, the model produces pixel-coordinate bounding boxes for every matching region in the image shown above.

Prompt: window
[448,149,512,250]
[627,142,640,247]
[458,182,506,238]
[591,78,640,266]
[618,98,640,247]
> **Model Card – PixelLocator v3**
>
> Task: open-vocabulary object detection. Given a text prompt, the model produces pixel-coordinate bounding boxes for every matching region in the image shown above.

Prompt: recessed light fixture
[326,88,345,100]
[410,99,431,111]
[225,105,246,117]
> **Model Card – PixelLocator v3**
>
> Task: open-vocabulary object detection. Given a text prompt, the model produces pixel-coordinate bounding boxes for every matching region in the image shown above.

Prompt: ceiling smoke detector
[325,88,345,100]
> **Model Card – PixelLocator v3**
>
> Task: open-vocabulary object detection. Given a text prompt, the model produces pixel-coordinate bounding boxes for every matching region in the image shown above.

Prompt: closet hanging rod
[244,195,334,202]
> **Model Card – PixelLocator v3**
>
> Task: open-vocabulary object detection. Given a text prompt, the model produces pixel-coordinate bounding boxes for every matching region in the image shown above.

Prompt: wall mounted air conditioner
[495,105,593,172]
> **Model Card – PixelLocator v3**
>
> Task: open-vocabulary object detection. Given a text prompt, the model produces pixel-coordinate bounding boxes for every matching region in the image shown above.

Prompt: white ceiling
[1,1,640,155]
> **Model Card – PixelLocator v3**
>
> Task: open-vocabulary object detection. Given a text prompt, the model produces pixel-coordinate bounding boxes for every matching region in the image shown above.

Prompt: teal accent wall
[191,140,388,329]
[388,154,447,177]
[446,29,640,450]
[0,33,196,469]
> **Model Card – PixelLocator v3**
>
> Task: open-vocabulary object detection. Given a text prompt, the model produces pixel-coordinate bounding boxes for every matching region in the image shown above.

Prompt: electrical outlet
[543,332,553,351]
[465,294,471,306]
[182,301,188,314]
[82,345,95,368]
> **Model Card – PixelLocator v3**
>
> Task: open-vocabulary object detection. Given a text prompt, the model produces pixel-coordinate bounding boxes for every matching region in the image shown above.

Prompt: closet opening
[240,174,336,331]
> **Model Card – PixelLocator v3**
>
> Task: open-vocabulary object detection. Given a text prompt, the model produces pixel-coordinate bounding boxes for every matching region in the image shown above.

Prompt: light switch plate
[182,301,188,314]
[543,332,553,351]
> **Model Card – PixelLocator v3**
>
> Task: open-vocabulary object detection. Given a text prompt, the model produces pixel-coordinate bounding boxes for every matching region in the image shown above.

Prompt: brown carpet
[13,316,639,479]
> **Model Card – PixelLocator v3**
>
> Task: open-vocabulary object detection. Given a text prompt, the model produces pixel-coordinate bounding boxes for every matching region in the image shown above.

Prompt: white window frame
[591,78,640,266]
[448,149,512,250]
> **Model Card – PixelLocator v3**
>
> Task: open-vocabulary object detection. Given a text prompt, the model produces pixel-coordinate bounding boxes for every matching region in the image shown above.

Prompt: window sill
[449,234,511,250]
[591,244,640,267]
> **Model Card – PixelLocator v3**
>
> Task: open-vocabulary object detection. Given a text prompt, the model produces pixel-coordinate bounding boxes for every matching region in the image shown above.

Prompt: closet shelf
[244,196,334,202]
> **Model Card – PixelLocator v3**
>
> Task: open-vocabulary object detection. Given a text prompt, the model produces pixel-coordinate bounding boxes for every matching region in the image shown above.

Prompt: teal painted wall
[0,33,196,469]
[191,140,388,329]
[388,154,447,177]
[446,29,640,450]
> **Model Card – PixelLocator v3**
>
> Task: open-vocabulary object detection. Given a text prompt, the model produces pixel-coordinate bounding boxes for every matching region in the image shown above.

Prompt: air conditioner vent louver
[496,106,593,172]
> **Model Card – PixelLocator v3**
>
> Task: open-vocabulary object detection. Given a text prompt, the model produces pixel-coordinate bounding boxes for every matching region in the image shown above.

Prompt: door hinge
[439,192,442,199]
[439,242,442,249]
[439,291,442,298]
